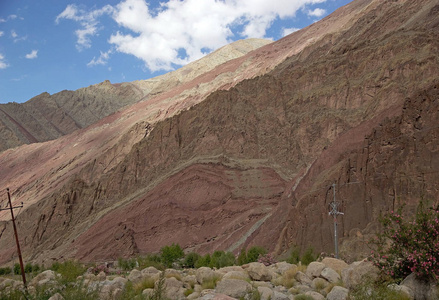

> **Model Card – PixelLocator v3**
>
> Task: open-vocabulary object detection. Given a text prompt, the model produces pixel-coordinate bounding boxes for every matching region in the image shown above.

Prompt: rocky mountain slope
[0,0,438,266]
[0,39,270,152]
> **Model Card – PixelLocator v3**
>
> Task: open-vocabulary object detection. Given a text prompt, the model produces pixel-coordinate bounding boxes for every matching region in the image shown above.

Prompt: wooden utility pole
[0,188,26,287]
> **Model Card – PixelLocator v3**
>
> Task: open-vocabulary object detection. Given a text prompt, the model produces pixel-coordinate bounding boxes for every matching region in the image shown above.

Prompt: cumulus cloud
[25,50,38,59]
[56,4,114,50]
[282,27,300,37]
[87,49,113,66]
[58,0,328,71]
[11,30,18,38]
[0,53,8,69]
[307,8,326,17]
[109,0,327,72]
[0,31,3,37]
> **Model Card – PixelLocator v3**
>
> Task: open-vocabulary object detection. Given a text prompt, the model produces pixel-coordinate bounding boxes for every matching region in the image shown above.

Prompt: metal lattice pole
[328,183,344,259]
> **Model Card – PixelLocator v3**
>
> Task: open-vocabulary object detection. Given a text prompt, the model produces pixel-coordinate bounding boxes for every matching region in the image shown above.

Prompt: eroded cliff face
[0,0,438,265]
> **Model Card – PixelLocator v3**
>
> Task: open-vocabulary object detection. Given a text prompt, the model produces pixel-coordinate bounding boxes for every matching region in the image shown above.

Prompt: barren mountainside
[0,0,438,266]
[0,39,270,152]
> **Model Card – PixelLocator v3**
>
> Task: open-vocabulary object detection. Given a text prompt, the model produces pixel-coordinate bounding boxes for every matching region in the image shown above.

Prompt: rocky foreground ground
[1,257,438,300]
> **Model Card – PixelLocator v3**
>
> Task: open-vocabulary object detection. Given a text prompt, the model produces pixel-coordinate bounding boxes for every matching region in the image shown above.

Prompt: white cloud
[11,30,18,38]
[56,4,114,50]
[307,8,326,17]
[59,0,328,71]
[87,49,112,66]
[25,50,38,59]
[109,0,327,72]
[0,31,3,37]
[282,27,300,37]
[0,53,8,69]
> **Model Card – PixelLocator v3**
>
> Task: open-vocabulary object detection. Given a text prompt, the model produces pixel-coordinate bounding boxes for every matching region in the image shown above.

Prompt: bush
[246,246,267,263]
[13,263,21,275]
[160,243,184,268]
[210,251,235,268]
[370,202,439,281]
[138,254,164,270]
[118,257,138,270]
[288,247,301,264]
[0,267,11,275]
[238,246,267,265]
[195,254,211,268]
[183,252,200,268]
[301,247,316,265]
[51,260,87,283]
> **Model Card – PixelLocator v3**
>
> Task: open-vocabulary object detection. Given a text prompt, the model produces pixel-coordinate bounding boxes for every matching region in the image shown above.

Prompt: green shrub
[288,247,301,264]
[370,202,439,281]
[13,263,21,275]
[0,267,11,275]
[183,252,200,268]
[138,254,164,270]
[50,260,87,283]
[238,246,267,265]
[118,257,138,270]
[195,254,211,268]
[238,249,247,265]
[210,251,235,268]
[301,247,316,265]
[160,243,184,268]
[246,247,267,263]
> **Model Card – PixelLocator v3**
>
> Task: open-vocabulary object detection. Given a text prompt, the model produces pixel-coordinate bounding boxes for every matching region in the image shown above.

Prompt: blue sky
[0,0,352,104]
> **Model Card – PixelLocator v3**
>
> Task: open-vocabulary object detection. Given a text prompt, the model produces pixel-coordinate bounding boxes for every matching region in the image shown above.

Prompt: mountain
[0,0,438,266]
[0,39,270,153]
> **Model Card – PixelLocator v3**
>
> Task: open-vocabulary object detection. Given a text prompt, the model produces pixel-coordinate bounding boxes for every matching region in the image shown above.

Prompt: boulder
[30,270,58,286]
[196,267,218,285]
[321,257,349,274]
[320,267,340,283]
[388,283,414,300]
[247,262,273,281]
[96,271,107,281]
[272,290,290,300]
[216,278,252,298]
[187,291,201,299]
[182,274,197,287]
[162,277,185,300]
[311,277,329,290]
[258,286,274,300]
[127,269,143,284]
[142,288,154,298]
[400,273,438,300]
[222,270,250,281]
[48,293,64,300]
[341,260,379,289]
[305,291,325,300]
[326,286,349,300]
[271,262,295,275]
[294,284,313,294]
[295,271,312,285]
[306,262,325,278]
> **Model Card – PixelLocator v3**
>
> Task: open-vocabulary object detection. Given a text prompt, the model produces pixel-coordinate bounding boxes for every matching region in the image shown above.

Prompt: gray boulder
[326,286,349,300]
[216,278,252,298]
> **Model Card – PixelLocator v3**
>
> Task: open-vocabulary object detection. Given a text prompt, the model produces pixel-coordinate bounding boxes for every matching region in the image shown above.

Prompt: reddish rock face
[0,0,438,265]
